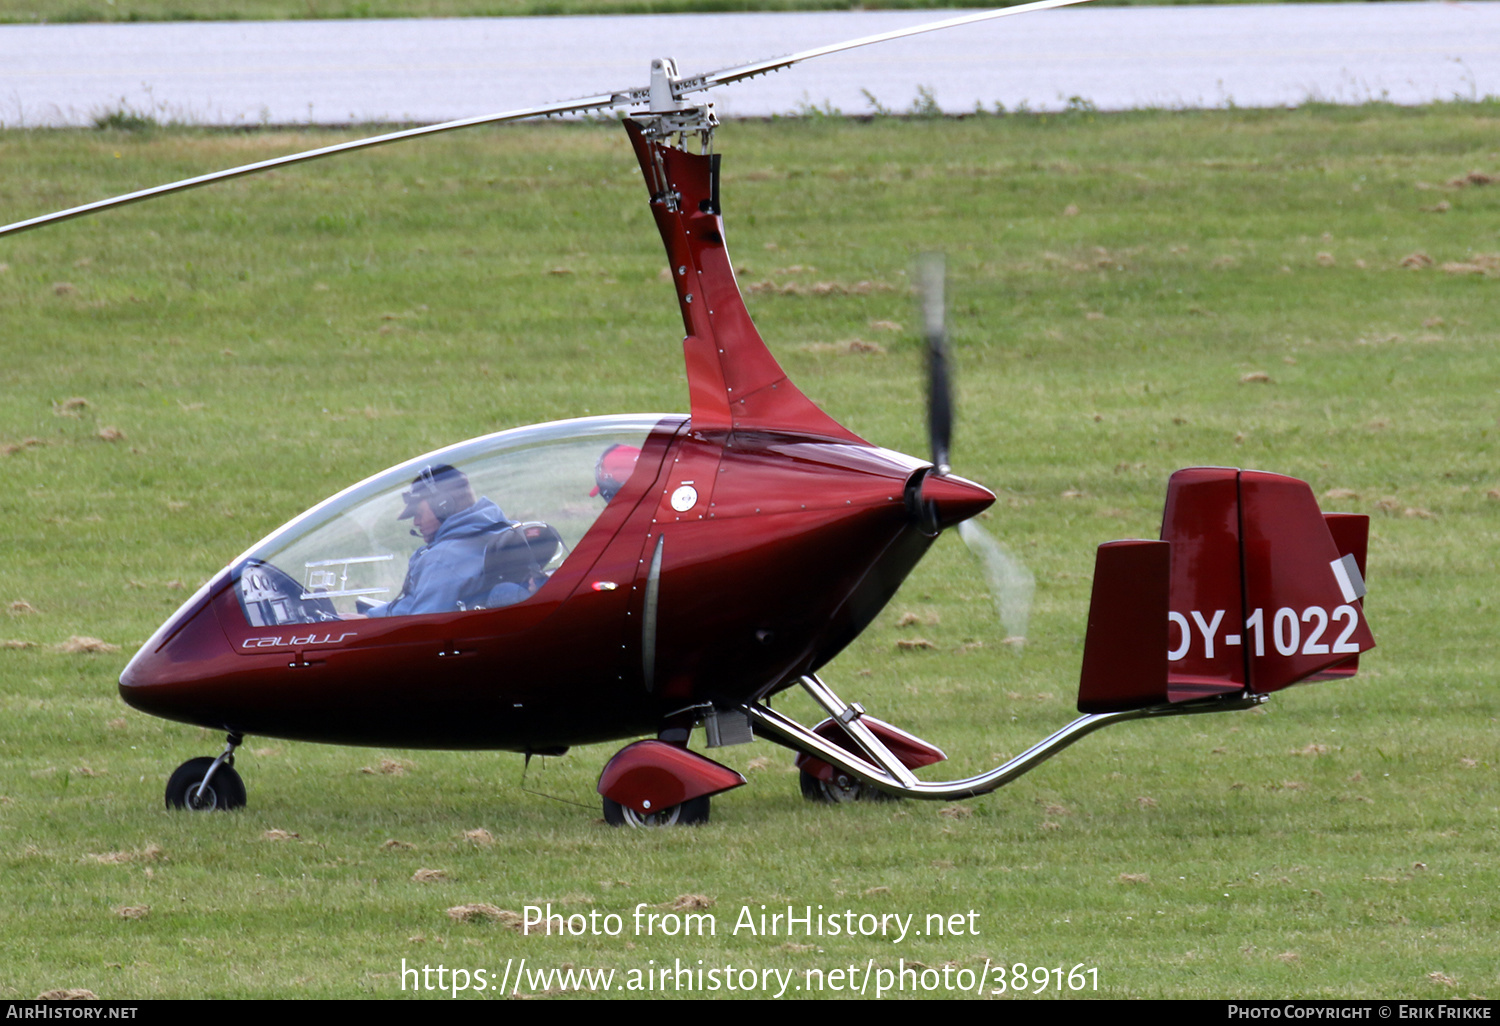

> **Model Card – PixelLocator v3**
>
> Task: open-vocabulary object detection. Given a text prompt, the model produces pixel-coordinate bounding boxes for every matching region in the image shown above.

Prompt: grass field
[1,106,1497,999]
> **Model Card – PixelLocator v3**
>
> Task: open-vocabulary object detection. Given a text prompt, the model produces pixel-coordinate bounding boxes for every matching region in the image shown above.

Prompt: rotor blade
[675,0,1099,97]
[957,520,1035,647]
[1,0,1098,238]
[0,90,644,239]
[919,252,952,477]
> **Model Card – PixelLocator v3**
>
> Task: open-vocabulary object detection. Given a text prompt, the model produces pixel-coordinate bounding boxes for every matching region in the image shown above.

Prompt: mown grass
[1,106,1497,999]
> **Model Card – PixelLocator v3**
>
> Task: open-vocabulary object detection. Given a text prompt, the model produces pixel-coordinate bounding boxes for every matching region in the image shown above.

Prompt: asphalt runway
[2,2,1498,126]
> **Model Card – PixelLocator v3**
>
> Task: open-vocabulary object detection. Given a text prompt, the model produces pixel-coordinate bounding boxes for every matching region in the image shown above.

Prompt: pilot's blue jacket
[377,498,510,617]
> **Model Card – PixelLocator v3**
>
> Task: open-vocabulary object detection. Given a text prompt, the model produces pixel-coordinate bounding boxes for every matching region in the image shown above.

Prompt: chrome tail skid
[744,674,1266,802]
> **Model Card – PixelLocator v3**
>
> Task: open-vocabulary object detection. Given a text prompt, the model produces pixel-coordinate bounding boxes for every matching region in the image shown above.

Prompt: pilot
[369,463,525,617]
[590,444,641,503]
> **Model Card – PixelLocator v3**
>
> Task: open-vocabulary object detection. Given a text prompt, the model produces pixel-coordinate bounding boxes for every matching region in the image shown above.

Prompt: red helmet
[589,445,641,501]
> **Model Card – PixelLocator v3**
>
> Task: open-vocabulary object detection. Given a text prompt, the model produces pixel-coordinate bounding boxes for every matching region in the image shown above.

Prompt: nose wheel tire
[602,795,709,827]
[165,756,247,811]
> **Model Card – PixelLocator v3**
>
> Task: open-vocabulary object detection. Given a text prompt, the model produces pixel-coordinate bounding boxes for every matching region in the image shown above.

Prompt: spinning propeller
[917,253,1035,647]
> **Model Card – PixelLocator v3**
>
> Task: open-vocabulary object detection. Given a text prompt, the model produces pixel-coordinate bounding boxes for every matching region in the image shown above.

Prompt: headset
[400,463,467,526]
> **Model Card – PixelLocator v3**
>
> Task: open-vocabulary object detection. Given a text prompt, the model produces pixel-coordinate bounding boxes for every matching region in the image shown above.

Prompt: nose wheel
[165,734,246,811]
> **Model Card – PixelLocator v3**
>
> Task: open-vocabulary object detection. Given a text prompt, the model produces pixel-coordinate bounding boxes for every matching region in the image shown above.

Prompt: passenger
[369,464,517,616]
[590,444,642,502]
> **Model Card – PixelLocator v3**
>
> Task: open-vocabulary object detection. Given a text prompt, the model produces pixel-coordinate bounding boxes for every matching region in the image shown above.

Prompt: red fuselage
[118,118,995,751]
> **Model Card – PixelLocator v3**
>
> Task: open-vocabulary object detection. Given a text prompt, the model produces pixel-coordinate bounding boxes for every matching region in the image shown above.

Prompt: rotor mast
[642,57,719,157]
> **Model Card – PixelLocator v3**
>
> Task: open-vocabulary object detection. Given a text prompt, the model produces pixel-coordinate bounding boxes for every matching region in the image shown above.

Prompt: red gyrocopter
[1,0,1373,826]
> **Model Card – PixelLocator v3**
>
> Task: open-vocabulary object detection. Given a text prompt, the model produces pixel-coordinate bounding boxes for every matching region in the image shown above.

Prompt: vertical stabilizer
[1308,512,1370,680]
[1160,467,1250,698]
[1236,473,1374,693]
[1076,469,1375,713]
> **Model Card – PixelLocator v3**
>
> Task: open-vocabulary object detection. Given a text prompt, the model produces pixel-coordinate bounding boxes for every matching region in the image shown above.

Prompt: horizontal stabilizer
[1076,468,1375,713]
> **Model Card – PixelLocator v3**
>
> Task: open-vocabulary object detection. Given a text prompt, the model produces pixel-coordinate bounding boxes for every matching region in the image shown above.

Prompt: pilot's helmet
[399,463,475,522]
[590,445,642,502]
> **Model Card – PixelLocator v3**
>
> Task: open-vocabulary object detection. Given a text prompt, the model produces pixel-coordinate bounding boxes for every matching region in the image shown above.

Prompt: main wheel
[165,757,246,811]
[602,795,710,827]
[799,767,867,804]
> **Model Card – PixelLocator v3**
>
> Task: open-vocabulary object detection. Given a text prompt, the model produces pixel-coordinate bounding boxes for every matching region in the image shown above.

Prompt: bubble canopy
[229,415,670,627]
